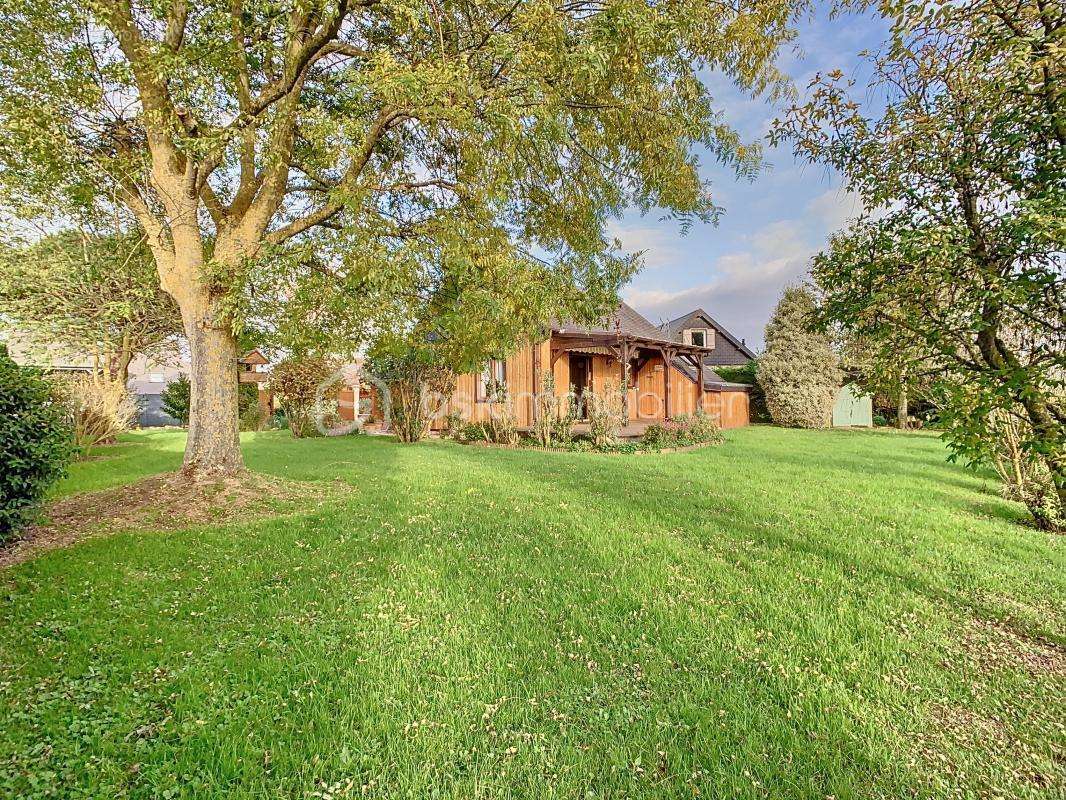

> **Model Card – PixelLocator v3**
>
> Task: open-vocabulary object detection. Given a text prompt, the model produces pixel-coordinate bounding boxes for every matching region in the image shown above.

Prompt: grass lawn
[1,427,1063,799]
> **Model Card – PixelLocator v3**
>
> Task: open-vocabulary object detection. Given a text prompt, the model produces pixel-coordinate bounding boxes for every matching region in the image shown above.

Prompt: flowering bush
[640,410,723,450]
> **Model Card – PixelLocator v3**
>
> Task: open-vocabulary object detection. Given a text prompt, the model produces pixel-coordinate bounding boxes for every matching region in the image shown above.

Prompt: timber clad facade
[437,303,752,431]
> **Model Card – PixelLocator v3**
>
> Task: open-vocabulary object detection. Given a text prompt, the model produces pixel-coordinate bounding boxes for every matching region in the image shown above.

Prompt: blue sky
[618,4,890,350]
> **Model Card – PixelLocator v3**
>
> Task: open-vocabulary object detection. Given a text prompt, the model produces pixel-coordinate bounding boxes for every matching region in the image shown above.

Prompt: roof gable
[659,307,755,360]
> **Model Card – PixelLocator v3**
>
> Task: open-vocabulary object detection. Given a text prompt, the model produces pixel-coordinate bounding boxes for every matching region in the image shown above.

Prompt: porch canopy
[539,303,711,420]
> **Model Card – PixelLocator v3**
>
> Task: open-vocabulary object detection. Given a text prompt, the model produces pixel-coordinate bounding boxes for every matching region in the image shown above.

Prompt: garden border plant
[0,346,73,543]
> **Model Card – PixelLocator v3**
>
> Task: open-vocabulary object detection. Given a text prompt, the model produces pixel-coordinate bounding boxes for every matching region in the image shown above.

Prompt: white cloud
[805,188,863,233]
[606,221,685,270]
[625,220,815,350]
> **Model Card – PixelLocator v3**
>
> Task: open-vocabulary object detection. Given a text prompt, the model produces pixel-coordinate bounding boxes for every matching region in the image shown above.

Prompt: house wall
[704,390,750,429]
[434,342,542,429]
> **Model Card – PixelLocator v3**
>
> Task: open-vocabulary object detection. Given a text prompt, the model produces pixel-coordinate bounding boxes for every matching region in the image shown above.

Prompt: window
[477,359,507,402]
[685,328,714,348]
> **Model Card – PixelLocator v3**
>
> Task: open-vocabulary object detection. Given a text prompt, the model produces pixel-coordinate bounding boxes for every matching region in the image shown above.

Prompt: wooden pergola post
[662,346,675,420]
[696,353,706,409]
[617,338,632,423]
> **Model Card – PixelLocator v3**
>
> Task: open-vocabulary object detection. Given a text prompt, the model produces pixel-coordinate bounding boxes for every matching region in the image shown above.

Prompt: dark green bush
[0,347,73,542]
[160,374,190,425]
[238,382,263,431]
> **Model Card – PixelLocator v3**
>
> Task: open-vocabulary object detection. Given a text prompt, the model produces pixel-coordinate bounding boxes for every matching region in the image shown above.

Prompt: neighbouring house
[657,308,757,367]
[238,348,276,421]
[126,354,190,426]
[432,303,752,432]
[2,332,190,426]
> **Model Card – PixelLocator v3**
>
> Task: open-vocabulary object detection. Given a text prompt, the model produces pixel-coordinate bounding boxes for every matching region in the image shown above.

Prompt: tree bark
[976,324,1065,523]
[897,386,909,430]
[179,293,244,477]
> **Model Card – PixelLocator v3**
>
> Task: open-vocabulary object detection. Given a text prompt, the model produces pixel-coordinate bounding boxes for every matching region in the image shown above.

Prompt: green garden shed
[832,384,873,427]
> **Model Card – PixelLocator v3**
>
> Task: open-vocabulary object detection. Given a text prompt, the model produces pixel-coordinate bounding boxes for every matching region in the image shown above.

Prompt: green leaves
[0,229,183,372]
[782,1,1066,527]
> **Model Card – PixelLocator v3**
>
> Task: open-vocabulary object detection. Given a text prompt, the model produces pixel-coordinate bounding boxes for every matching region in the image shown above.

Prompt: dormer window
[684,328,714,348]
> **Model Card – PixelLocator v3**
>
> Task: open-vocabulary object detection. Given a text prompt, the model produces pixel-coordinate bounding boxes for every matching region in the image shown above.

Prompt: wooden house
[435,303,751,431]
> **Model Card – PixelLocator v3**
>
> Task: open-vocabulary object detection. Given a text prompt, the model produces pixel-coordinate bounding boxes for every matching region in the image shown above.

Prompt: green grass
[2,427,1063,799]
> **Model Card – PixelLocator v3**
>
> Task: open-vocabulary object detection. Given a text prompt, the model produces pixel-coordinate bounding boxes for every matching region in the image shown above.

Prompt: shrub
[640,409,724,450]
[160,374,191,425]
[266,409,289,430]
[758,287,842,429]
[485,379,519,445]
[365,351,455,443]
[443,410,465,441]
[269,356,344,438]
[0,347,73,542]
[55,375,138,453]
[986,409,1063,532]
[458,422,491,443]
[532,372,577,447]
[238,382,264,432]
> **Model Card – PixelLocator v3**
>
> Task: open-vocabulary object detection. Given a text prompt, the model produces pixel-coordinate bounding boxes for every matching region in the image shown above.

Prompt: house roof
[659,308,756,360]
[554,302,678,345]
[241,348,270,365]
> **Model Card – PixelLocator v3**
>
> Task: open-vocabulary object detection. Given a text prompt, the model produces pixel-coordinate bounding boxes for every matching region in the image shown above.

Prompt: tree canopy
[0,229,182,382]
[775,0,1065,528]
[0,0,806,473]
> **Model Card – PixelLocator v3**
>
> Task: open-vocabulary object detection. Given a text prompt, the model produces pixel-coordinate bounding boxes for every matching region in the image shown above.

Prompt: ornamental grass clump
[485,380,519,446]
[532,372,577,448]
[585,379,627,449]
[53,373,138,454]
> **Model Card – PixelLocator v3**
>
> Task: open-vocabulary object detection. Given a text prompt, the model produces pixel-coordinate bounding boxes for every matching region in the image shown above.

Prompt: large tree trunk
[180,294,244,477]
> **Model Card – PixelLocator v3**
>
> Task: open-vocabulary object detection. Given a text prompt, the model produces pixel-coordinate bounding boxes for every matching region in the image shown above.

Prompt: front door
[569,355,592,419]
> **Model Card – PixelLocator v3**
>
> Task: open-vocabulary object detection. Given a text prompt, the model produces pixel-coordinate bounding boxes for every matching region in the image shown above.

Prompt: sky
[617,4,890,351]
